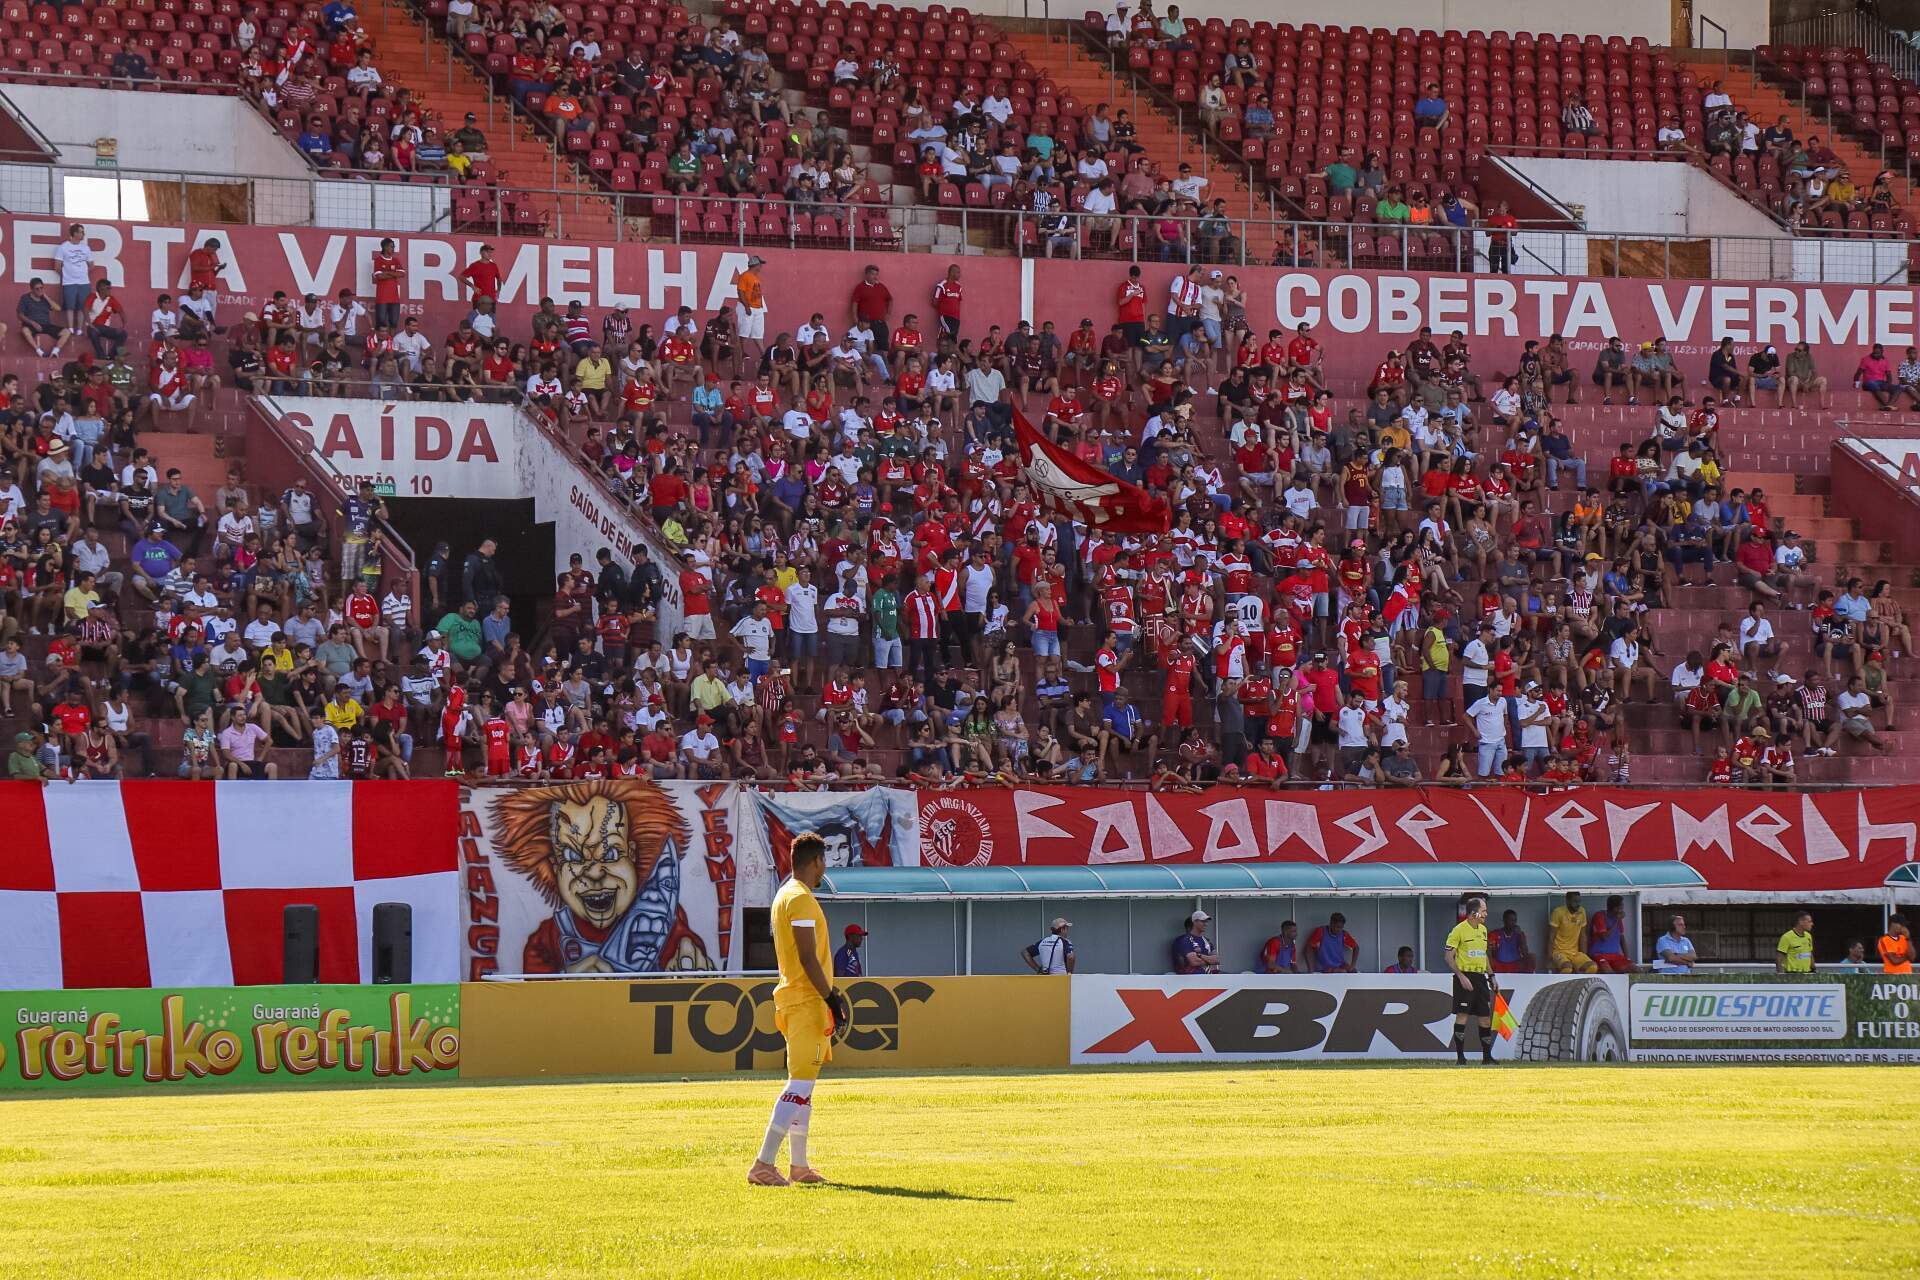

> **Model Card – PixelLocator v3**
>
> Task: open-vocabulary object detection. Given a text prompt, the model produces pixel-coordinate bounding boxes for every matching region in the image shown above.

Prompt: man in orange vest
[1880,914,1914,974]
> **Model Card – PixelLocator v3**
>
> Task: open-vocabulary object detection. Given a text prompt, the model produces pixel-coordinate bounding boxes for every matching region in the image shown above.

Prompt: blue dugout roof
[818,862,1706,899]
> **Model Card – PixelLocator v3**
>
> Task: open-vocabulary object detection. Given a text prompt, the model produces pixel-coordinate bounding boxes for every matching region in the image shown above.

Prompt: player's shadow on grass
[824,1183,1012,1203]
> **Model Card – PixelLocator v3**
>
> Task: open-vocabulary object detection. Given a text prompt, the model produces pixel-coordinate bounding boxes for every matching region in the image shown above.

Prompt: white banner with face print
[459,780,773,979]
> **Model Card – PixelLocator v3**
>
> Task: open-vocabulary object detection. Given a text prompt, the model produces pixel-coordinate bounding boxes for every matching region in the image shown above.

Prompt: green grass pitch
[0,1065,1913,1279]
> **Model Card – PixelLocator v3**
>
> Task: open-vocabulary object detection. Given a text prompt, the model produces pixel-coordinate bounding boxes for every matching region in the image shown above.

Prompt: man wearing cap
[8,729,45,780]
[1172,910,1221,974]
[681,712,724,779]
[732,254,768,366]
[833,923,867,977]
[1024,919,1075,974]
[461,243,502,304]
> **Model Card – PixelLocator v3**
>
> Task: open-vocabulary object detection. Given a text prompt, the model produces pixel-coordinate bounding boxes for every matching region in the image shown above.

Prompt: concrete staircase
[1002,28,1279,261]
[1685,54,1920,235]
[360,0,619,239]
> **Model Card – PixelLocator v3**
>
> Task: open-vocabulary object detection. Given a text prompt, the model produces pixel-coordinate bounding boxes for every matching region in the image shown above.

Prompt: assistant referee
[1446,896,1495,1065]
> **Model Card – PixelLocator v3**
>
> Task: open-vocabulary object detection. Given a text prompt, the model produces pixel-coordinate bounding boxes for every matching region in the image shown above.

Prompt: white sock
[757,1077,812,1164]
[786,1078,816,1167]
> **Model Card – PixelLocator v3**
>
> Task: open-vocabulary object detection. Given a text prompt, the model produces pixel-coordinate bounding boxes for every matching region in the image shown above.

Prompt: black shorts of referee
[1452,971,1492,1017]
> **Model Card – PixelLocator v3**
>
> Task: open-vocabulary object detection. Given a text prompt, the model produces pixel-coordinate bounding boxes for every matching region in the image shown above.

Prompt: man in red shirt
[371,236,403,329]
[931,264,964,339]
[1243,741,1290,785]
[1115,265,1147,346]
[461,243,502,302]
[1484,200,1519,274]
[1287,322,1324,389]
[51,688,92,757]
[849,263,893,354]
[483,703,513,776]
[188,237,223,295]
[678,561,715,645]
[1162,648,1196,729]
[890,314,924,378]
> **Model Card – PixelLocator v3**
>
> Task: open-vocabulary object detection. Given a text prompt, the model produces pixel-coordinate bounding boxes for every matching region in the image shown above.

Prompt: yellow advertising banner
[460,976,1069,1078]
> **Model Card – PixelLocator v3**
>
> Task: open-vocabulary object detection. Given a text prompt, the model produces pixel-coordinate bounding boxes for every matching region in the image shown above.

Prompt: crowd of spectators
[1688,88,1902,229]
[2,243,1912,788]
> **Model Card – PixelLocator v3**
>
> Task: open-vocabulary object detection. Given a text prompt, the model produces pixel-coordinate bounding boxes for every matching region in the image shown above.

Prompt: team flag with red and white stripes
[0,781,461,990]
[1014,409,1171,534]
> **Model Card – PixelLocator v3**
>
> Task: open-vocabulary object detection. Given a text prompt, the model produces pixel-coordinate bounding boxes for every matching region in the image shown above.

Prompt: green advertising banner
[0,986,461,1090]
[1627,973,1920,1063]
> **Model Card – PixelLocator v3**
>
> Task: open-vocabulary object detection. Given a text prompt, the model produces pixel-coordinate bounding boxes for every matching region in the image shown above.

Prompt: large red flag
[1012,410,1171,534]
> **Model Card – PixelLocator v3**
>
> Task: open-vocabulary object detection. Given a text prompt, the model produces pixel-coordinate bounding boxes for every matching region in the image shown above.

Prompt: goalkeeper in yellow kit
[748,833,849,1187]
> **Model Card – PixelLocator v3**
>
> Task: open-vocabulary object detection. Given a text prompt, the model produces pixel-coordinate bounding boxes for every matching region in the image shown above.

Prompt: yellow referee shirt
[1445,921,1489,973]
[771,877,830,1011]
[1778,928,1815,973]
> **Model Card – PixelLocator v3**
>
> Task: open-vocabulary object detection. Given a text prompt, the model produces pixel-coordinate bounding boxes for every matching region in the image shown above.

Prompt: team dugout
[815,862,1702,975]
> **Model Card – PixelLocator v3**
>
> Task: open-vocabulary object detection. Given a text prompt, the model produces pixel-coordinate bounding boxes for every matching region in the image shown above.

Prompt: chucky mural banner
[460,780,766,980]
[458,782,923,979]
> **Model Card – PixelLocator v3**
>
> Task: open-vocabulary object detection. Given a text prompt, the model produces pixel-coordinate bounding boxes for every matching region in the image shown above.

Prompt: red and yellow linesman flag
[1491,990,1517,1040]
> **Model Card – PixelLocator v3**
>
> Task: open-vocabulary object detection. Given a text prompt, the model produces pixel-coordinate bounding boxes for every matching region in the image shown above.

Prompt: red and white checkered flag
[0,781,460,989]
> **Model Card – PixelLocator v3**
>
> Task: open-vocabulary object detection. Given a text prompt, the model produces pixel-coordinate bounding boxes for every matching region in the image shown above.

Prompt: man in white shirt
[54,223,93,333]
[1458,623,1491,707]
[1081,179,1118,237]
[1170,163,1208,203]
[1282,477,1317,521]
[346,51,383,92]
[784,566,821,690]
[390,316,433,375]
[1669,654,1703,708]
[242,604,283,650]
[0,473,24,524]
[330,289,369,338]
[823,576,865,671]
[1514,682,1551,771]
[731,601,775,676]
[1738,602,1780,668]
[679,713,723,777]
[180,285,218,333]
[150,298,181,341]
[1336,690,1370,774]
[1609,630,1656,700]
[1466,692,1509,777]
[70,527,122,596]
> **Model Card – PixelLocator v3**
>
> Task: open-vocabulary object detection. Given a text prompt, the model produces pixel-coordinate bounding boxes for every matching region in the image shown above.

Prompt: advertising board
[1069,974,1629,1064]
[0,985,460,1090]
[1627,975,1920,1062]
[460,975,1068,1078]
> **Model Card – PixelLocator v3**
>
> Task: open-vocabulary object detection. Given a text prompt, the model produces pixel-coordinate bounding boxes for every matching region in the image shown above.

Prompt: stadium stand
[1,3,1918,799]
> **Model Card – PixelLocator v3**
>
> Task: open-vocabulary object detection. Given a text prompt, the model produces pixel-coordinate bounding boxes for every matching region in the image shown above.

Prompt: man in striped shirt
[903,571,941,694]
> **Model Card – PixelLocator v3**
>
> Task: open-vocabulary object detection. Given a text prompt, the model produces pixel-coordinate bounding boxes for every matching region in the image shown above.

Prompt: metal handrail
[248,395,421,628]
[1773,11,1920,89]
[6,153,1906,280]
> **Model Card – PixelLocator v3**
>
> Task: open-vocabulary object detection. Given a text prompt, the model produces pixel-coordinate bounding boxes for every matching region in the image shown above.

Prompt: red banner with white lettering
[915,786,1920,892]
